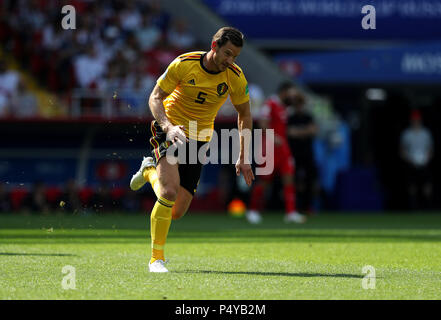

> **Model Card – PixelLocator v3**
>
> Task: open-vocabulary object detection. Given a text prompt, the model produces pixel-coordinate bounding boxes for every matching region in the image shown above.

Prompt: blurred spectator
[400,109,434,210]
[148,0,170,32]
[314,110,351,210]
[146,38,179,78]
[136,13,162,52]
[130,63,155,94]
[98,25,123,62]
[0,60,20,116]
[287,88,319,213]
[0,182,11,213]
[1,0,190,118]
[23,182,50,214]
[119,0,142,32]
[18,0,46,31]
[123,33,142,64]
[74,46,107,88]
[42,19,68,51]
[118,64,154,117]
[99,50,128,91]
[10,81,38,118]
[246,82,307,224]
[167,18,196,52]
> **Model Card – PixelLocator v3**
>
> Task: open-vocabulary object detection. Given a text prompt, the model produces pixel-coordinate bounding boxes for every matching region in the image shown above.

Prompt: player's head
[291,89,306,111]
[211,27,244,72]
[277,81,297,107]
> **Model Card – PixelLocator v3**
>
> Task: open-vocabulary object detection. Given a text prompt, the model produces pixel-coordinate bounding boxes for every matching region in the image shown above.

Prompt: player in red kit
[246,82,306,224]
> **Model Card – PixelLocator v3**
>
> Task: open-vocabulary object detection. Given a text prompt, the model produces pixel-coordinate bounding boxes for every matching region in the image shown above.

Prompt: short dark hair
[212,27,244,48]
[277,81,295,94]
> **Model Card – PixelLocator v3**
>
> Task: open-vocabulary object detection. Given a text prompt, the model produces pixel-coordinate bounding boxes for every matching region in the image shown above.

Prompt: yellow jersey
[157,51,250,142]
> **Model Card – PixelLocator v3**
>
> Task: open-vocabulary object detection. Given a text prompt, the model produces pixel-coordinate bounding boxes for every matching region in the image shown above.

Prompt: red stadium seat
[10,188,28,211]
[79,187,94,206]
[110,187,125,200]
[46,186,62,204]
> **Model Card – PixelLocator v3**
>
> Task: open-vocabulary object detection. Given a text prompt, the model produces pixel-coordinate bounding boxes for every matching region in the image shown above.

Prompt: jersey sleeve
[230,71,250,106]
[157,57,181,94]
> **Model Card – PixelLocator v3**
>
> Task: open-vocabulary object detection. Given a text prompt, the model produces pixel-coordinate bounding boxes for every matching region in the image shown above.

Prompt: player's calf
[171,187,194,220]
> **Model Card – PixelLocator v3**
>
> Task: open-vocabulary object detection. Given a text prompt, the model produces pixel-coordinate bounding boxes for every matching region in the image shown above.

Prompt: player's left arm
[233,100,255,186]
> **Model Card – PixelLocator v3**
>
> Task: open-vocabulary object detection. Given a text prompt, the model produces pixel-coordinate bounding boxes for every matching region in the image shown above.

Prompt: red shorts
[258,143,295,180]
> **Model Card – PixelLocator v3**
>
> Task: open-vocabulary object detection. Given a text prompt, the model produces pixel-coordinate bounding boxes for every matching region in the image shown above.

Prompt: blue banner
[274,41,441,83]
[203,0,441,40]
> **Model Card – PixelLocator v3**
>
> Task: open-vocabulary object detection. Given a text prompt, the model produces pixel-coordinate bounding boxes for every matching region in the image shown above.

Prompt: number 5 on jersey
[195,91,208,104]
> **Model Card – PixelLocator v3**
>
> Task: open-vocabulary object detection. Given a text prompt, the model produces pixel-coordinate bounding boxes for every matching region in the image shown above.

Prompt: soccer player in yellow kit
[130,27,255,272]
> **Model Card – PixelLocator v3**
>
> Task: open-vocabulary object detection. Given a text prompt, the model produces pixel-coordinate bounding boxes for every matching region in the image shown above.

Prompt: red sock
[284,184,296,214]
[249,184,264,211]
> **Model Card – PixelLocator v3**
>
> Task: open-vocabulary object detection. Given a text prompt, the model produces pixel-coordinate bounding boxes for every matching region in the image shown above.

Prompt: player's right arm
[149,58,187,145]
[149,84,173,131]
[149,84,186,145]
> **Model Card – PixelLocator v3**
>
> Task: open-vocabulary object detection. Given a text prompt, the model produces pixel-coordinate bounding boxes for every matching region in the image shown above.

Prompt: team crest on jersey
[217,82,228,96]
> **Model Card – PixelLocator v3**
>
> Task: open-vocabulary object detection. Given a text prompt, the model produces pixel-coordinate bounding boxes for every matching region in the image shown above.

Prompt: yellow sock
[150,196,175,264]
[143,167,160,198]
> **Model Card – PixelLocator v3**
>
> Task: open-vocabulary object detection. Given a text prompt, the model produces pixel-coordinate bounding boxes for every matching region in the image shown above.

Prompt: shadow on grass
[174,270,365,279]
[0,252,77,257]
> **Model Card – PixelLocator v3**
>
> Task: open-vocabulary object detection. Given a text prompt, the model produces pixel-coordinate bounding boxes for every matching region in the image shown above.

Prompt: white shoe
[284,211,307,224]
[246,210,262,224]
[130,157,155,191]
[149,260,168,273]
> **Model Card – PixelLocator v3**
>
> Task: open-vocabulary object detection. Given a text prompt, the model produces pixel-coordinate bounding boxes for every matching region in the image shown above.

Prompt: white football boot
[284,211,307,224]
[149,260,168,273]
[246,210,262,224]
[130,156,155,191]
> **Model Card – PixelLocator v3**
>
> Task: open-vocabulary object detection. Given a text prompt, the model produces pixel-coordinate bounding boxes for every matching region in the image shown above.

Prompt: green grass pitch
[1,212,441,300]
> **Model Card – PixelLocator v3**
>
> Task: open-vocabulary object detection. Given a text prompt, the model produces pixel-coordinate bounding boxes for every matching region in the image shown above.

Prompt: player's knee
[159,185,179,202]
